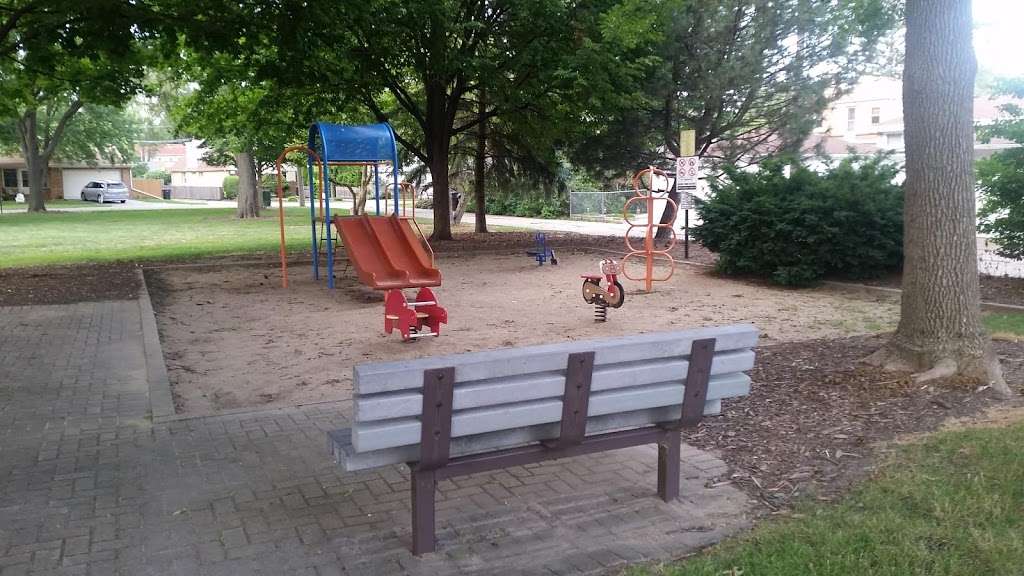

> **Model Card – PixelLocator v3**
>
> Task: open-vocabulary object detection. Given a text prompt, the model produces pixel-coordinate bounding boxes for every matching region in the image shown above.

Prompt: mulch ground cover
[0,263,140,306]
[689,333,1024,512]
[858,273,1024,308]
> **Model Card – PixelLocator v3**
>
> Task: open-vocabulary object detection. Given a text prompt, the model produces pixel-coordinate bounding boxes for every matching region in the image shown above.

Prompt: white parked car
[81,180,129,203]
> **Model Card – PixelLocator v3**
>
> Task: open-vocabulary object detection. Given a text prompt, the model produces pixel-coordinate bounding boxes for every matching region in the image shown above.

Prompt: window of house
[846,107,857,132]
[871,107,881,125]
[20,170,29,187]
[3,169,18,188]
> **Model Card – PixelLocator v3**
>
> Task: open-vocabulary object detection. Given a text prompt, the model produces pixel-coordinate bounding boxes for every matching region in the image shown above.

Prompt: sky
[974,0,1024,78]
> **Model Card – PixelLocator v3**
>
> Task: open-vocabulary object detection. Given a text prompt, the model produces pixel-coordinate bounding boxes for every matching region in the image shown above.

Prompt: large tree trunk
[14,102,82,213]
[654,58,682,243]
[235,151,260,218]
[473,89,488,233]
[426,84,453,240]
[17,110,47,212]
[865,0,1012,398]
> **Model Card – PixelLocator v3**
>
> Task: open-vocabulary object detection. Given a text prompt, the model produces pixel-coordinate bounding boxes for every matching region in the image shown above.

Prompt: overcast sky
[974,0,1024,77]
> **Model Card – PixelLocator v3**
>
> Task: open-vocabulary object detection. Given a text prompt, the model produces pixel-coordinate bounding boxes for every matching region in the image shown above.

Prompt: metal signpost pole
[676,129,698,260]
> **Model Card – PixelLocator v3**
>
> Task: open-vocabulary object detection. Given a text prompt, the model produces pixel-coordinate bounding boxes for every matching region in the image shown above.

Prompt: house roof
[800,134,879,156]
[0,156,131,169]
[169,163,234,173]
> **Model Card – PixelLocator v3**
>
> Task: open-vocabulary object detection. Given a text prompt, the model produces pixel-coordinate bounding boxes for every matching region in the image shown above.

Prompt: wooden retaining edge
[136,269,177,421]
[822,280,1024,314]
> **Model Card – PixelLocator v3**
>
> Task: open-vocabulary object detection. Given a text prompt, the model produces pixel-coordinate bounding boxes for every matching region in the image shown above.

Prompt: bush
[483,189,568,219]
[693,156,903,286]
[143,169,171,184]
[977,79,1024,259]
[978,148,1024,258]
[222,175,239,200]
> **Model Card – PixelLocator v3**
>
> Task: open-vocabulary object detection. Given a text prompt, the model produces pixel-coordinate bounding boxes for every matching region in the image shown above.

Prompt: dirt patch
[0,263,140,306]
[147,251,899,416]
[688,334,1024,511]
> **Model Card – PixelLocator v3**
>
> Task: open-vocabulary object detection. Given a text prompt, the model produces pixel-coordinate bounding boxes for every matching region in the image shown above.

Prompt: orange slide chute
[332,214,442,290]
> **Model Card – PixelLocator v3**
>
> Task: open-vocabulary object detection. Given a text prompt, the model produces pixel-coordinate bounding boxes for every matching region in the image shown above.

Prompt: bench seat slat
[354,349,755,422]
[352,373,750,452]
[354,324,758,394]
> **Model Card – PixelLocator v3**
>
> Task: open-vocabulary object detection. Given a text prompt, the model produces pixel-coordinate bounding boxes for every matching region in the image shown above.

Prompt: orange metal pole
[622,167,676,293]
[646,166,655,292]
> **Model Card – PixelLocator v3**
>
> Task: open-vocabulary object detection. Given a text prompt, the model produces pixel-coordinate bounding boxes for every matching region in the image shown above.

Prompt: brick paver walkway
[0,300,752,575]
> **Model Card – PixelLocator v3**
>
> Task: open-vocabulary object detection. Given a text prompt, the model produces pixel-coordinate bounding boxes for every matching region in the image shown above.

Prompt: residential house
[806,76,1019,163]
[0,156,133,200]
[135,140,187,171]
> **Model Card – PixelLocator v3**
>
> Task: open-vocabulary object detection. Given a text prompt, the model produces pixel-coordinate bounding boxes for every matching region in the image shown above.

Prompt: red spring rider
[384,288,448,341]
[581,259,625,322]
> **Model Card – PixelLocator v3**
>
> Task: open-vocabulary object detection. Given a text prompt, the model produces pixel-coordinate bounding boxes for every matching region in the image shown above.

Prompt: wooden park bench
[327,324,758,555]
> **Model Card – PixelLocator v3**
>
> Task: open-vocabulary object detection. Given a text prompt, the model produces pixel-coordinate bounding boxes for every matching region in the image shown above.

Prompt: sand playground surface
[147,250,900,416]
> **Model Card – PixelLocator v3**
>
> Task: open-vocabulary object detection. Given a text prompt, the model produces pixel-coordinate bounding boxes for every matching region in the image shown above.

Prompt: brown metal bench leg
[411,467,437,555]
[410,366,455,556]
[658,337,715,502]
[657,431,680,501]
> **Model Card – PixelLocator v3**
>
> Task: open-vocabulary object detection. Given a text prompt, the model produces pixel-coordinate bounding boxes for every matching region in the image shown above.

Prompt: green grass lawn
[0,198,111,212]
[983,312,1024,340]
[0,207,345,268]
[630,418,1024,576]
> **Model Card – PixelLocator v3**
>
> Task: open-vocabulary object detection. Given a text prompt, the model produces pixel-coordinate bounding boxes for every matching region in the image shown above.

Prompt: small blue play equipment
[306,122,402,289]
[526,233,557,266]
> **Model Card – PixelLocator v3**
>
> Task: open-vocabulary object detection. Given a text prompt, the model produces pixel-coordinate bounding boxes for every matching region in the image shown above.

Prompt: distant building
[0,156,133,201]
[805,76,1019,163]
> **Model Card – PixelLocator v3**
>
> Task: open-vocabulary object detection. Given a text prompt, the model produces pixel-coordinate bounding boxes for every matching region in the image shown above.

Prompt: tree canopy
[977,77,1024,259]
[0,0,146,210]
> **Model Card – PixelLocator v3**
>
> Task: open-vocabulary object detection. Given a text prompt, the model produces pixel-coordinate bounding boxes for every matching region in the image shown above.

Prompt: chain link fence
[569,190,648,222]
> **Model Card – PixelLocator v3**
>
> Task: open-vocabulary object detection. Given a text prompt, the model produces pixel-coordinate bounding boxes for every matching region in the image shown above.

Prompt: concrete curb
[822,280,1024,314]
[136,268,176,420]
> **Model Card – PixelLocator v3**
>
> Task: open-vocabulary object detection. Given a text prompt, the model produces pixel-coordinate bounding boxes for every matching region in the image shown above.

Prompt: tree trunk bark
[654,60,682,243]
[426,83,453,240]
[865,0,1012,398]
[16,109,47,212]
[473,89,488,233]
[235,151,260,219]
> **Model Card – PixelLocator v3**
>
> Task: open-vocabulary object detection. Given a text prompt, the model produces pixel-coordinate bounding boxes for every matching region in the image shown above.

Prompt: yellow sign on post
[679,129,695,157]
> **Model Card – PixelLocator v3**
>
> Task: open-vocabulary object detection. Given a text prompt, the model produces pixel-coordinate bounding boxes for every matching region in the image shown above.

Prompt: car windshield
[107,182,127,190]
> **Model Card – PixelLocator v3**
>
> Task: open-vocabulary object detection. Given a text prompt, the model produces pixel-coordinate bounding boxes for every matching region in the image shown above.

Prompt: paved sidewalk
[0,299,753,575]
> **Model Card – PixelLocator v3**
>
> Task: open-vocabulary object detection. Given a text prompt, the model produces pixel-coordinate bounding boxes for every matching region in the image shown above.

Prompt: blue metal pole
[307,157,318,281]
[393,162,399,216]
[374,164,381,216]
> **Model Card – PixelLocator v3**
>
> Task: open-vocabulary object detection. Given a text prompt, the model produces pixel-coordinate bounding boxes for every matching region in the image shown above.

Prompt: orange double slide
[332,214,441,290]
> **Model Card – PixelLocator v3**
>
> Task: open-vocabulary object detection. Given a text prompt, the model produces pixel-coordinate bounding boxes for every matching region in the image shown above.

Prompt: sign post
[676,129,698,259]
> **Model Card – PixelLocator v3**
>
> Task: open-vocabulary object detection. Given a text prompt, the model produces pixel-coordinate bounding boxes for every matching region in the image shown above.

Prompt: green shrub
[977,79,1024,259]
[693,156,903,286]
[143,169,171,184]
[222,175,239,200]
[483,189,568,219]
[978,148,1024,258]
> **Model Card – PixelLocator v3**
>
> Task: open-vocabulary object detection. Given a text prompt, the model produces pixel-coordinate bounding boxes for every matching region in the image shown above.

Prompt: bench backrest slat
[340,324,758,470]
[355,348,754,422]
[354,324,758,394]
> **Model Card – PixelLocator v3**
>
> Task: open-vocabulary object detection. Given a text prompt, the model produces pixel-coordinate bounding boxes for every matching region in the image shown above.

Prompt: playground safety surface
[146,250,903,416]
